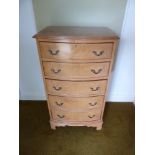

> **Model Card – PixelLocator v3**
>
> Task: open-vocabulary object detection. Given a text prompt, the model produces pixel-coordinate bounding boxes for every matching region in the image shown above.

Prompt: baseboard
[107,93,134,102]
[19,93,46,100]
[19,93,134,102]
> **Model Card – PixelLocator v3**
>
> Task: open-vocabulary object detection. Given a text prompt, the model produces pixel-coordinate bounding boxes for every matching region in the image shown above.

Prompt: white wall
[33,0,127,35]
[19,0,46,100]
[107,0,135,101]
[19,0,135,102]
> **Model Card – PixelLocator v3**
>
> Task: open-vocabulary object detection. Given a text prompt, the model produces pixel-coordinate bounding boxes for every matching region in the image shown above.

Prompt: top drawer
[39,42,113,60]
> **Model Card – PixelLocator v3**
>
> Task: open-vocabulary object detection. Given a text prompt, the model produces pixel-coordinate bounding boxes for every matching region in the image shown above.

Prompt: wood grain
[34,26,119,130]
[48,95,104,111]
[33,26,119,40]
[40,42,113,60]
[46,79,107,97]
[51,108,101,122]
[43,61,110,80]
[50,119,103,130]
[99,40,119,121]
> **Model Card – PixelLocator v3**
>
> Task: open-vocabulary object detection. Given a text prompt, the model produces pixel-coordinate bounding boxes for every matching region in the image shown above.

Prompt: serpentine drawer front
[46,79,107,97]
[33,26,119,130]
[43,62,110,80]
[49,95,103,111]
[39,42,113,60]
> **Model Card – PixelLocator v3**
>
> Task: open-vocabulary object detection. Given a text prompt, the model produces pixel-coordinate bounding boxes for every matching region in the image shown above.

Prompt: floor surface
[19,101,135,155]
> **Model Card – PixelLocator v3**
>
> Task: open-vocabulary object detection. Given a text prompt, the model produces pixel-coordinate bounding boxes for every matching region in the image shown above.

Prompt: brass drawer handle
[55,101,63,106]
[92,51,104,56]
[48,49,59,55]
[91,69,102,74]
[53,86,62,91]
[57,114,65,118]
[89,102,97,106]
[88,115,95,118]
[51,69,61,74]
[90,87,100,91]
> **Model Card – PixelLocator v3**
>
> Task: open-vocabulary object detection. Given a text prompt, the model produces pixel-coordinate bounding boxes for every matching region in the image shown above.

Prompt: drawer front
[43,62,110,79]
[49,95,104,111]
[46,79,107,96]
[40,42,113,60]
[51,108,101,122]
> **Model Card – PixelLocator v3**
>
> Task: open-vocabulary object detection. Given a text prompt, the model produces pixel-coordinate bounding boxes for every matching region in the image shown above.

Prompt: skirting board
[19,93,134,102]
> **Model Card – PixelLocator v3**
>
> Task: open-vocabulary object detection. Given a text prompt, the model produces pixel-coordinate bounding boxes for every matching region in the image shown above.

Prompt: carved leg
[50,121,56,130]
[96,122,103,130]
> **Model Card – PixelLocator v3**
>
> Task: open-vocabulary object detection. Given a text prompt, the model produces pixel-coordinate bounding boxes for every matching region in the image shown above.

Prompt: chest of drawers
[33,26,119,130]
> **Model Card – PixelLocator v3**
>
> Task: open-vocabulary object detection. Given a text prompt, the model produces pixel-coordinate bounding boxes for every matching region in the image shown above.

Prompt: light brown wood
[96,123,103,130]
[35,40,53,119]
[37,38,118,44]
[99,40,119,121]
[41,58,112,63]
[34,26,119,130]
[46,79,107,97]
[50,119,103,130]
[33,26,119,40]
[51,108,101,122]
[48,95,104,111]
[43,62,110,80]
[40,42,113,60]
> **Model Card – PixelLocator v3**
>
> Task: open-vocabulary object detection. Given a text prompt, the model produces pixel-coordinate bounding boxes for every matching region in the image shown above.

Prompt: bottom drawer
[51,108,101,122]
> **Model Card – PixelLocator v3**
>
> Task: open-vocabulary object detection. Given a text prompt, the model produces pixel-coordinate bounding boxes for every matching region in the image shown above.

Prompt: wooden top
[33,26,119,40]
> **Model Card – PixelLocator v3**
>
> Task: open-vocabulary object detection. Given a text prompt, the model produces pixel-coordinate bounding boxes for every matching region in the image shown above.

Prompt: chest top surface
[33,26,119,40]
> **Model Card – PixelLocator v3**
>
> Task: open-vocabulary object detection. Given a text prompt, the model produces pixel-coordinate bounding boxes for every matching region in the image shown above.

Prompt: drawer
[51,108,101,122]
[43,62,110,80]
[49,95,104,111]
[39,42,113,60]
[46,79,107,96]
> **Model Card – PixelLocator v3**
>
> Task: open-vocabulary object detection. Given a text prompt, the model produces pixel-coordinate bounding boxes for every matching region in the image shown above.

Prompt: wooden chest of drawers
[33,26,119,130]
